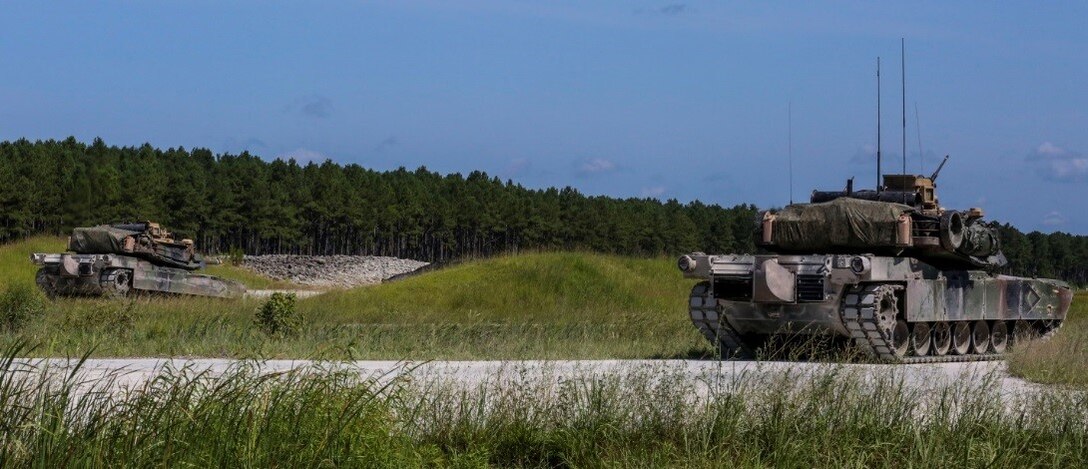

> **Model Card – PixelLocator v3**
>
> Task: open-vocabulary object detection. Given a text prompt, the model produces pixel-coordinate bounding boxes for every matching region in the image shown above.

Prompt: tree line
[1,137,1085,285]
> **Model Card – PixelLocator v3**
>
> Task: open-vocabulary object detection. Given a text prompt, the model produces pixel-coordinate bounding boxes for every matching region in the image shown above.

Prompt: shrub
[0,283,45,331]
[227,247,245,266]
[255,292,301,337]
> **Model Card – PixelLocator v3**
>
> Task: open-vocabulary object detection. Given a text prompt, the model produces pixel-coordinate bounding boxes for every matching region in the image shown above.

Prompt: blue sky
[2,1,1087,233]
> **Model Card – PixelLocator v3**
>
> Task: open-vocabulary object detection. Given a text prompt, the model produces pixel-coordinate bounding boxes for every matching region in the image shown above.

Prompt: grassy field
[1007,291,1088,385]
[0,237,708,359]
[4,239,1088,465]
[2,348,1087,467]
[4,236,1087,384]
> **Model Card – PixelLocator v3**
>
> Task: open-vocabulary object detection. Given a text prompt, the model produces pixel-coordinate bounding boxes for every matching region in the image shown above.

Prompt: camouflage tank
[678,159,1073,362]
[31,222,245,299]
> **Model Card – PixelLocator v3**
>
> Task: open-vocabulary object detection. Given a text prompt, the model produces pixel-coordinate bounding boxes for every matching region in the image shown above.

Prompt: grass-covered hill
[0,238,707,359]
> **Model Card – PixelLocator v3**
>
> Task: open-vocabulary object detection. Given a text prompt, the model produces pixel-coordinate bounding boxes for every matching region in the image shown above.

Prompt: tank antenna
[788,100,794,205]
[876,56,882,192]
[915,101,924,174]
[901,38,907,178]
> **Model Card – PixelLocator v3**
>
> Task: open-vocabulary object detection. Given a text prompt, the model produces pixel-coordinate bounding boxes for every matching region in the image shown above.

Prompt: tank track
[691,281,1062,363]
[35,268,57,299]
[689,281,756,359]
[839,283,1061,364]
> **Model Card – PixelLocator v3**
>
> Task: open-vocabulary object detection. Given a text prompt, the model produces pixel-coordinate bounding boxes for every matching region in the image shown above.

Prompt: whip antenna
[915,102,924,174]
[788,100,794,205]
[876,57,882,192]
[901,38,907,177]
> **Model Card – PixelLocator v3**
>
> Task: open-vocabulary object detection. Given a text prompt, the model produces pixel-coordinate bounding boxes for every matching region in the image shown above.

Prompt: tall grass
[1,349,1087,467]
[1008,291,1088,385]
[406,363,1088,467]
[0,343,420,466]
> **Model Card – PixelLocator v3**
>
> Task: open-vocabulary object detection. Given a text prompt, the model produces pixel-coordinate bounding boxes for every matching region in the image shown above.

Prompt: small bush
[0,284,45,331]
[227,247,245,266]
[255,292,301,337]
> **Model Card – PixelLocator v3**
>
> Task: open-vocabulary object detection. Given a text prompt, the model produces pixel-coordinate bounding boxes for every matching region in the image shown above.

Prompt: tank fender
[752,258,795,303]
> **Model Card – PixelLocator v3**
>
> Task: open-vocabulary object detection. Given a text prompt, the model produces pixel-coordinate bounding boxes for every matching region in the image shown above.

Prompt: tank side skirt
[906,274,1068,323]
[132,261,243,298]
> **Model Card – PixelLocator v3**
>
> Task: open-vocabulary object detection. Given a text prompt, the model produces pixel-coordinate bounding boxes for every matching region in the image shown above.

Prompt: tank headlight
[677,255,697,273]
[849,256,870,274]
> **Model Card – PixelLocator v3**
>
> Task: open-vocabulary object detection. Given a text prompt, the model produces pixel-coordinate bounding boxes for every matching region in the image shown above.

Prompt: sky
[2,1,1087,234]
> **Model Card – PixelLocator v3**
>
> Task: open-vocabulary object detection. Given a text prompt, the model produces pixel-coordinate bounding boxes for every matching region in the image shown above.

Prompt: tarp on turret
[67,224,202,270]
[69,226,140,254]
[770,198,912,251]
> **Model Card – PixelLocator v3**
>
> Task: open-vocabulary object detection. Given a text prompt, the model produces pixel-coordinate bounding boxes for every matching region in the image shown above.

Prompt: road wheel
[891,319,910,357]
[931,322,951,356]
[952,322,972,355]
[101,269,133,298]
[990,321,1009,354]
[910,322,932,357]
[970,320,991,354]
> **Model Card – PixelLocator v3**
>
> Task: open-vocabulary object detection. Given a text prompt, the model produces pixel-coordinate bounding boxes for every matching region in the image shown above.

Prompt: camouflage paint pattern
[678,252,1071,338]
[32,253,245,299]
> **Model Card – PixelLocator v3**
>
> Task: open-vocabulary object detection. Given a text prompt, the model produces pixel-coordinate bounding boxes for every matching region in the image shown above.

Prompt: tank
[678,159,1073,362]
[31,222,245,299]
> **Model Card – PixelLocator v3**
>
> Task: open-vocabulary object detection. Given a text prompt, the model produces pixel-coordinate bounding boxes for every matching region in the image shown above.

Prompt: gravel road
[23,358,1043,400]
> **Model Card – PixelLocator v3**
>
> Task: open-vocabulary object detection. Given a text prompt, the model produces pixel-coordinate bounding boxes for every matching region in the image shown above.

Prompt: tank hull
[680,252,1072,362]
[32,253,245,299]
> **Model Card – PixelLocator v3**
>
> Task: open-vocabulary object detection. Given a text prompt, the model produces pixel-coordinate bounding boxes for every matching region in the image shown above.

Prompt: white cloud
[1036,141,1065,156]
[1027,142,1088,182]
[1043,211,1066,227]
[279,148,328,163]
[641,186,666,198]
[579,158,617,174]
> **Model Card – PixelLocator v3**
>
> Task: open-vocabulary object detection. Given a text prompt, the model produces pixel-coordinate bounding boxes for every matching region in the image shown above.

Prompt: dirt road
[22,358,1043,399]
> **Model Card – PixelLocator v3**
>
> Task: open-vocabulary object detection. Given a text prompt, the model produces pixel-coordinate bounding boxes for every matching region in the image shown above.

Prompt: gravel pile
[242,255,429,288]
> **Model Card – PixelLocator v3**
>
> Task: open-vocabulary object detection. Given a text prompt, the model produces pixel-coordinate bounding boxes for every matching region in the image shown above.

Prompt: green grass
[1007,291,1088,385]
[2,346,1088,467]
[202,263,306,290]
[0,237,67,288]
[0,238,708,359]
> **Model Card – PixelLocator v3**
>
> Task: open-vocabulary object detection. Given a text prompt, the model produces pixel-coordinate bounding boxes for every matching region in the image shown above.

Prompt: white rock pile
[242,255,429,288]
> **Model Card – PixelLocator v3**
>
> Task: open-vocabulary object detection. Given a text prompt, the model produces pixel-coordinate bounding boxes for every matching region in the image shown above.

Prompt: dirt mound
[242,255,428,288]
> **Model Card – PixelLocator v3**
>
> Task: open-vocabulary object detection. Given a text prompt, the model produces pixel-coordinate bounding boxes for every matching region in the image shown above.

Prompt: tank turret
[757,157,1005,270]
[68,221,203,270]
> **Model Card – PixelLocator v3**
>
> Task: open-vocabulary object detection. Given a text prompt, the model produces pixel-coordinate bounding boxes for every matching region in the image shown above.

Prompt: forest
[1,137,1085,285]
